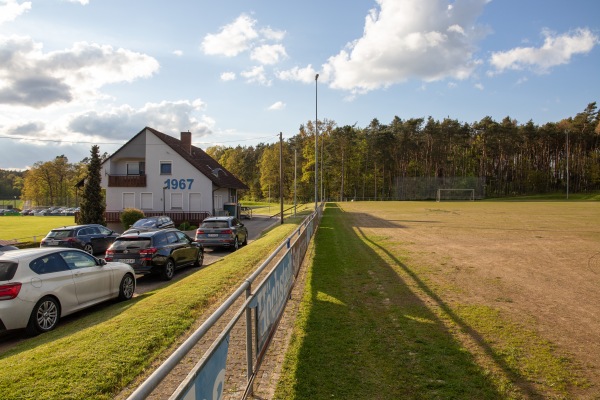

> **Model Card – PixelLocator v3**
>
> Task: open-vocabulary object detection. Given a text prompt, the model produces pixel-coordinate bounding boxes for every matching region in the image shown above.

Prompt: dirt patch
[341,201,600,397]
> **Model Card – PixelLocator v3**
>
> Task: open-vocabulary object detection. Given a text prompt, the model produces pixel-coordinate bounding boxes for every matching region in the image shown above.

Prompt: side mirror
[99,258,107,266]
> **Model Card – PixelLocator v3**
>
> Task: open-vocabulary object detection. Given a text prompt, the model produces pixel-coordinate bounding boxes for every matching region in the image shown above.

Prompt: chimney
[181,131,192,154]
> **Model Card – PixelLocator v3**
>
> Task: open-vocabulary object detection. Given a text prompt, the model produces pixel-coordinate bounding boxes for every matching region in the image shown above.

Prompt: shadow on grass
[284,204,542,399]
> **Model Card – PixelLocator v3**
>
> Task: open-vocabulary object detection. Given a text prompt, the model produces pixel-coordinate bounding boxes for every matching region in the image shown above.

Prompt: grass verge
[0,217,303,400]
[274,203,581,399]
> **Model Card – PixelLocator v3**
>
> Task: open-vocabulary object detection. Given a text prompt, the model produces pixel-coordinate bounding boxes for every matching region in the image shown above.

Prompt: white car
[0,247,135,335]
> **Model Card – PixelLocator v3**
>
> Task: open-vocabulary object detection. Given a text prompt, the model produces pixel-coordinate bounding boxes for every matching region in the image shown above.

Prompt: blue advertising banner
[250,251,294,353]
[181,334,230,400]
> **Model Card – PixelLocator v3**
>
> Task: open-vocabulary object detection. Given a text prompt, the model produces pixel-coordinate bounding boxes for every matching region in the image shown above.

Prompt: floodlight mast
[314,73,319,211]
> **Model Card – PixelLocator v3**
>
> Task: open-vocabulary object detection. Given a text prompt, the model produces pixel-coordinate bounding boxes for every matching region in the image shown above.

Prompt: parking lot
[0,214,279,353]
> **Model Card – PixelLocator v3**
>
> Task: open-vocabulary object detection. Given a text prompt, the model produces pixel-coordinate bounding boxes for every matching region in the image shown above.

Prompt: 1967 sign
[163,178,194,190]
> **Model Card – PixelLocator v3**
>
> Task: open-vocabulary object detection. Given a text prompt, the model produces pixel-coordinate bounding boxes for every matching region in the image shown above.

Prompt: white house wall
[102,128,214,214]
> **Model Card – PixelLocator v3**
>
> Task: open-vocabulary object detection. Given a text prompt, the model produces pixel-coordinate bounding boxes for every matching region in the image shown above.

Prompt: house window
[160,161,172,175]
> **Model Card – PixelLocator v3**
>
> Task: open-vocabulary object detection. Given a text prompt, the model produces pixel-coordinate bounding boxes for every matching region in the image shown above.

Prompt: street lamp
[162,186,167,214]
[566,130,569,200]
[315,73,319,211]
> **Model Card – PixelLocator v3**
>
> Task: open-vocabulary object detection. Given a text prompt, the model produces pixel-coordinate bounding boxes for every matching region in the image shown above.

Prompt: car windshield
[132,219,157,228]
[47,230,73,238]
[110,237,152,250]
[201,221,229,229]
[0,261,18,281]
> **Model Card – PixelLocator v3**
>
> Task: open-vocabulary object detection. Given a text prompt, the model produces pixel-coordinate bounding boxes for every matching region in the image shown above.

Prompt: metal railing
[127,206,322,399]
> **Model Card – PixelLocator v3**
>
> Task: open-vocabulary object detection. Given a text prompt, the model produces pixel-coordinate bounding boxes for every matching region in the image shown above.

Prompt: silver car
[195,216,248,251]
[0,247,135,335]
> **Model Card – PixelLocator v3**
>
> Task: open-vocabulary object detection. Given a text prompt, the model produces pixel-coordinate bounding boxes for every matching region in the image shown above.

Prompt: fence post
[245,285,254,397]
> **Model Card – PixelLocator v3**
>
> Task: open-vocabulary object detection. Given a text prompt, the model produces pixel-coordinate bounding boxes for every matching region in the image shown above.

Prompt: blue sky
[0,0,598,170]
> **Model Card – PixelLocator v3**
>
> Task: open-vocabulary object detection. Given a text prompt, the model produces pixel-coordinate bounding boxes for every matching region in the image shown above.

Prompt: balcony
[108,174,146,187]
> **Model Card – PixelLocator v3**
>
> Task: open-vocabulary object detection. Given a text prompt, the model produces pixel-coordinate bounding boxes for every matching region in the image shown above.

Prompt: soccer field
[336,201,600,397]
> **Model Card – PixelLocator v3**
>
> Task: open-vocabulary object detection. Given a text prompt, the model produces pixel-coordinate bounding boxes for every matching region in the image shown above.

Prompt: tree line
[3,102,598,206]
[209,102,600,201]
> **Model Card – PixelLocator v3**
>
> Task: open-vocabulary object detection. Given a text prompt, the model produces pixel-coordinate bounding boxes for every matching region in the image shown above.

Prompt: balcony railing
[108,174,146,187]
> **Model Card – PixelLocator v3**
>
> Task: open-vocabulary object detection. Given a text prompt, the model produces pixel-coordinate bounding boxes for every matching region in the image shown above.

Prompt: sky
[0,0,599,170]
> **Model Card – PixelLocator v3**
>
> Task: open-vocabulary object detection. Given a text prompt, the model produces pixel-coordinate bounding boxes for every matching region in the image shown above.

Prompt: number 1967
[164,178,194,190]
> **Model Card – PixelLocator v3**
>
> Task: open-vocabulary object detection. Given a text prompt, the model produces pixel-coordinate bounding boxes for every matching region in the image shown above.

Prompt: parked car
[0,244,18,251]
[122,215,175,234]
[105,228,203,281]
[195,216,248,251]
[0,209,19,216]
[0,247,135,335]
[40,224,118,255]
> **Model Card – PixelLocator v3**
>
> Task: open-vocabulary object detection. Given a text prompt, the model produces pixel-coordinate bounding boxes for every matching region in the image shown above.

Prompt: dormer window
[160,161,172,175]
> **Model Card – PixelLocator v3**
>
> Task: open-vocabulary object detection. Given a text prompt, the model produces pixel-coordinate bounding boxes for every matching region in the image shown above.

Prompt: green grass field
[0,216,75,243]
[275,200,600,399]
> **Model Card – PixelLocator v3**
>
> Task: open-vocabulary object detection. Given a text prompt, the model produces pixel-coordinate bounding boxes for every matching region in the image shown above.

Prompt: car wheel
[194,250,204,268]
[26,296,60,335]
[161,259,175,281]
[83,243,93,254]
[118,274,135,300]
[231,237,239,252]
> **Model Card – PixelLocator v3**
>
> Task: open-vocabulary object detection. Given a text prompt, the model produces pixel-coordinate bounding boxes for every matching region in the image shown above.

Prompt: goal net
[436,189,475,202]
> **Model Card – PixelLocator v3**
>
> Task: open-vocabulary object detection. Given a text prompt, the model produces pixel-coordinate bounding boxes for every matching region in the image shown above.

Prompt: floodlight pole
[315,73,319,211]
[279,132,284,224]
[566,129,569,200]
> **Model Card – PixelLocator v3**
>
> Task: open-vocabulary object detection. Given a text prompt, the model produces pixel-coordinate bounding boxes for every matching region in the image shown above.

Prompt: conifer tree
[79,145,106,225]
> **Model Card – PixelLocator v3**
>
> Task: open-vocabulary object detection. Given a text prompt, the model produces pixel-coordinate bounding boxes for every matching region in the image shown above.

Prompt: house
[100,127,248,225]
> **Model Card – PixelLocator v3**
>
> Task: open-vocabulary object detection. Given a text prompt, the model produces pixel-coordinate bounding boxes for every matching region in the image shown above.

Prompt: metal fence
[127,206,322,400]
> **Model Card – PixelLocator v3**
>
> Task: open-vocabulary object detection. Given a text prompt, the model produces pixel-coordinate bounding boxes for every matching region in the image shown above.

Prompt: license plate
[207,234,219,238]
[120,259,135,264]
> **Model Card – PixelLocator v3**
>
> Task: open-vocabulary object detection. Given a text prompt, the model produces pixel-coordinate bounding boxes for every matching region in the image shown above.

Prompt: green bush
[120,208,145,229]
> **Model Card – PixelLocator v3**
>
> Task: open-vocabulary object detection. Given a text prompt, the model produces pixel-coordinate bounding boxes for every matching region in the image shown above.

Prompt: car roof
[51,224,102,231]
[0,247,83,261]
[118,227,180,238]
[203,216,234,221]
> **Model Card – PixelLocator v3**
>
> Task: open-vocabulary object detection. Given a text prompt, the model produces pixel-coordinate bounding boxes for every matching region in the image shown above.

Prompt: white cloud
[260,27,286,41]
[474,83,484,90]
[268,101,285,111]
[489,28,599,74]
[68,99,211,140]
[241,66,271,86]
[220,72,236,81]
[0,0,31,25]
[277,65,319,84]
[312,0,489,94]
[0,35,160,108]
[172,50,183,56]
[251,44,287,65]
[201,14,258,57]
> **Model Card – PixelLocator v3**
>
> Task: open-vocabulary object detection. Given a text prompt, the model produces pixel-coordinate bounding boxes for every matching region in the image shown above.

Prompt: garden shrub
[120,208,145,229]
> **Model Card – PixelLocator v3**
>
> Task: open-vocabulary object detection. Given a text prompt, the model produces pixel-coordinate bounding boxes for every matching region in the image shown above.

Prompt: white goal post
[436,189,475,202]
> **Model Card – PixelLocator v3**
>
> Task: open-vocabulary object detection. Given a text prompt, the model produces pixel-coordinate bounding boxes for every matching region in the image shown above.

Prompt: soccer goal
[436,188,475,202]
